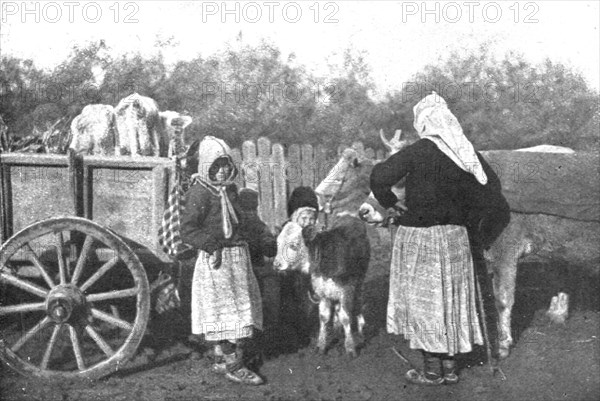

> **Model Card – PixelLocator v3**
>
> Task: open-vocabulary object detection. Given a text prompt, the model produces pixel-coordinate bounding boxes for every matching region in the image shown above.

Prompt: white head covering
[291,206,318,228]
[413,92,487,185]
[193,136,239,239]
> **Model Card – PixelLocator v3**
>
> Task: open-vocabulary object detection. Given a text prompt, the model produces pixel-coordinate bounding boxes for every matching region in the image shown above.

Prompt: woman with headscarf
[181,136,264,385]
[370,92,509,385]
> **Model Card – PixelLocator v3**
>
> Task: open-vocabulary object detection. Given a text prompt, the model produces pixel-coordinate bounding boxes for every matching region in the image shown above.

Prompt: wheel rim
[0,216,150,379]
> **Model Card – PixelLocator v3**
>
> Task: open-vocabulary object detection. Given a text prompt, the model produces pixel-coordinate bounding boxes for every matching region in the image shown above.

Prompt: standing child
[181,136,264,385]
[237,188,279,327]
[286,186,319,228]
[279,186,321,347]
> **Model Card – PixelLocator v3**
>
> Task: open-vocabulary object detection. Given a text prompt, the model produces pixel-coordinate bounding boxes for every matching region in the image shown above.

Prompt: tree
[383,45,599,151]
[2,40,596,155]
[0,56,47,135]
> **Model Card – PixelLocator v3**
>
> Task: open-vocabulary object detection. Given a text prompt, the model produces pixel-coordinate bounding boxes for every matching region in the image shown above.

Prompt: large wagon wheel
[0,216,150,379]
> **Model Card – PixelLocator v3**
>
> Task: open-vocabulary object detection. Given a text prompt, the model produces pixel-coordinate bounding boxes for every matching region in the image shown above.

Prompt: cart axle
[46,285,87,324]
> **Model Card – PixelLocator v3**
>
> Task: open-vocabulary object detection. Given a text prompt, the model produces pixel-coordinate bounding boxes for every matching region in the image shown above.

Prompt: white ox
[70,93,192,157]
[69,104,117,156]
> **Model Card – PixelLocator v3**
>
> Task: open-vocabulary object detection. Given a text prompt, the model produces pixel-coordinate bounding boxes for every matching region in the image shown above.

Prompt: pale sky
[1,0,599,97]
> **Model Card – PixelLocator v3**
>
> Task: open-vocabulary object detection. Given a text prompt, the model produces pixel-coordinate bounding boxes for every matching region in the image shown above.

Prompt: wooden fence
[229,137,386,229]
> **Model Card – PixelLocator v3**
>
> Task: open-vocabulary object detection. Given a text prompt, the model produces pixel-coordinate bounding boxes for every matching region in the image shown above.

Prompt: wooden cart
[0,152,178,379]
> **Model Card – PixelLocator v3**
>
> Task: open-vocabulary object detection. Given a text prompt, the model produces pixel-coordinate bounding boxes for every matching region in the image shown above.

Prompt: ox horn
[379,129,392,152]
[380,129,406,154]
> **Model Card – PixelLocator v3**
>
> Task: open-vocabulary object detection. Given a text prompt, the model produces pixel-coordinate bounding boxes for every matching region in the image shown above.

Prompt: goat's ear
[302,224,318,243]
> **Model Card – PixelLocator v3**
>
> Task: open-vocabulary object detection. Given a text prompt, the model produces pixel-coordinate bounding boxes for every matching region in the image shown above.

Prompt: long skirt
[191,244,263,342]
[387,224,483,355]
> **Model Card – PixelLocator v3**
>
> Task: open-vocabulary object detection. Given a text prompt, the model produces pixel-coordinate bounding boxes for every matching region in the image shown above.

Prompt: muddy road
[2,231,599,401]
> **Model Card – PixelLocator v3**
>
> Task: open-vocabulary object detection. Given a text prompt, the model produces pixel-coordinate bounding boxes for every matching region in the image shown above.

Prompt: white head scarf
[291,206,318,228]
[194,136,239,239]
[413,92,488,185]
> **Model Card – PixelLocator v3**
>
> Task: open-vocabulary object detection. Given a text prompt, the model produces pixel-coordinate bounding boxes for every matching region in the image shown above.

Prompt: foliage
[385,46,599,151]
[0,56,47,134]
[0,40,598,154]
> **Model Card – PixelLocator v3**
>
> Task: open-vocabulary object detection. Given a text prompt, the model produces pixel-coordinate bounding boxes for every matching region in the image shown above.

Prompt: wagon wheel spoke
[110,305,121,319]
[40,324,62,370]
[90,308,133,331]
[11,316,52,353]
[70,235,94,286]
[0,302,46,316]
[68,325,86,371]
[0,271,48,298]
[86,287,139,303]
[23,243,55,288]
[85,325,114,357]
[55,232,67,284]
[79,256,119,292]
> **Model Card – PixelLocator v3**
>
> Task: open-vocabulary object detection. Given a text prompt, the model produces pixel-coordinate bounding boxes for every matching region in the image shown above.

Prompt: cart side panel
[0,155,75,263]
[0,154,175,268]
[1,154,74,234]
[83,157,174,265]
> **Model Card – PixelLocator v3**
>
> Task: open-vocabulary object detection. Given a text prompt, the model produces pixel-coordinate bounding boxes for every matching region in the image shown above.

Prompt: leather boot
[442,357,459,384]
[405,351,443,385]
[211,344,228,374]
[222,351,264,385]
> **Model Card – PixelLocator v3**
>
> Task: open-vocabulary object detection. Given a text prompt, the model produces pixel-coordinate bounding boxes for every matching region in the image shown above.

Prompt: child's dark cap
[239,188,259,211]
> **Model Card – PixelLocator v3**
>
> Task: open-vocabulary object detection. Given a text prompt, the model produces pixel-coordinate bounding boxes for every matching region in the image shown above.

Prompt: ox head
[115,94,193,157]
[357,130,410,225]
[115,93,163,155]
[314,129,410,225]
[69,104,117,155]
[314,147,375,216]
[273,221,312,275]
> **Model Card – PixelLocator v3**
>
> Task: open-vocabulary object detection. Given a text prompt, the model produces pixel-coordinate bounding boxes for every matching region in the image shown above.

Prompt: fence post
[272,143,287,227]
[287,144,301,195]
[314,145,327,185]
[257,137,273,227]
[230,147,244,189]
[301,144,314,187]
[242,140,258,192]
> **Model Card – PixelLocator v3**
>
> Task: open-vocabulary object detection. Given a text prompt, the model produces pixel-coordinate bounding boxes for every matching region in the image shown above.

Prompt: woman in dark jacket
[370,93,509,385]
[181,136,264,385]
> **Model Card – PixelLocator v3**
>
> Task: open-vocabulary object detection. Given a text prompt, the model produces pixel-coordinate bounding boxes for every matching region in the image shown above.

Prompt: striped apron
[387,224,483,355]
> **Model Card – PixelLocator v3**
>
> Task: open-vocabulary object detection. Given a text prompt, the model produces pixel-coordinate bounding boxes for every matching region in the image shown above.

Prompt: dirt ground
[1,229,599,401]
